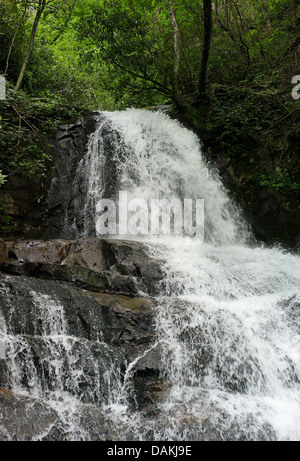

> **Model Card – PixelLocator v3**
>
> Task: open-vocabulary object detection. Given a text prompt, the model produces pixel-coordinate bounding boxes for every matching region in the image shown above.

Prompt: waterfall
[83,109,300,441]
[1,108,299,441]
[0,283,124,441]
[80,109,250,245]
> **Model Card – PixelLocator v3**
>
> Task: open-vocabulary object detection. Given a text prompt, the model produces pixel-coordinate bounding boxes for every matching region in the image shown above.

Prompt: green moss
[117,244,133,256]
[66,265,109,289]
[115,264,129,275]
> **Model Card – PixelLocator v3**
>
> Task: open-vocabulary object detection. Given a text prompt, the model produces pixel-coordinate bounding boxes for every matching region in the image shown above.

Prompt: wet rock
[0,272,165,435]
[45,112,119,239]
[133,399,278,441]
[0,275,158,348]
[9,334,124,405]
[0,235,168,439]
[0,389,59,441]
[0,238,165,296]
[0,175,45,240]
[0,239,72,265]
[130,374,171,412]
[248,188,300,249]
[0,239,6,262]
[0,361,11,389]
[78,404,140,441]
[0,388,122,441]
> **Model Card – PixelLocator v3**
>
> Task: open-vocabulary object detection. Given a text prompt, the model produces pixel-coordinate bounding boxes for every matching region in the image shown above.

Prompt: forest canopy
[0,0,299,108]
[0,0,299,233]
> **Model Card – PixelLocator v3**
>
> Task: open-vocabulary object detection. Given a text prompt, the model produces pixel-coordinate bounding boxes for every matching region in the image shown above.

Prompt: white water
[91,109,300,441]
[2,288,122,440]
[2,108,299,440]
[84,109,249,245]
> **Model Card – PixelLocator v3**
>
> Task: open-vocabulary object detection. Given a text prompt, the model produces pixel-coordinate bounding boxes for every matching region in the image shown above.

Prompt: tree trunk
[263,0,272,31]
[197,0,212,103]
[15,0,46,92]
[168,2,181,105]
[5,1,28,77]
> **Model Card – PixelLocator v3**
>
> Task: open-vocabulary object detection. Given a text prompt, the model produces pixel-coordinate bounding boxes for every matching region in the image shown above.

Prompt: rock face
[44,112,122,240]
[0,389,59,441]
[0,237,167,441]
[0,111,103,241]
[0,112,172,441]
[0,174,45,240]
[44,113,99,239]
[0,238,164,296]
[211,142,300,249]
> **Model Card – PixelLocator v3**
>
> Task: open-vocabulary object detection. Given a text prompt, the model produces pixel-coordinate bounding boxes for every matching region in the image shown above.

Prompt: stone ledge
[0,238,165,296]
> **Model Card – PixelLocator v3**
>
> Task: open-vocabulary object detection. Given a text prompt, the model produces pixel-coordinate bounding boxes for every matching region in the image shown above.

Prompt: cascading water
[0,282,125,441]
[81,109,300,441]
[1,108,299,441]
[80,109,249,245]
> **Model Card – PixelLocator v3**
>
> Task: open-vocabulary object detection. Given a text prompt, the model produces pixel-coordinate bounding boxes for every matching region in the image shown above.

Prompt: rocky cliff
[0,237,167,441]
[0,109,299,441]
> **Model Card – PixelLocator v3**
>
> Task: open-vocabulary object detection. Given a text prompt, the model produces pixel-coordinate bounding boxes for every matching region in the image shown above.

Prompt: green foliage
[75,0,221,106]
[76,0,176,105]
[203,82,282,152]
[0,0,29,80]
[72,0,300,108]
[256,170,300,194]
[0,0,299,209]
[1,0,299,109]
[184,72,300,202]
[0,89,56,182]
[0,203,12,231]
[0,169,6,186]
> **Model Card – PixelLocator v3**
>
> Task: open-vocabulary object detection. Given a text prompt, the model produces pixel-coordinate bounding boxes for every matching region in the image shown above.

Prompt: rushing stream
[98,110,300,441]
[1,109,299,441]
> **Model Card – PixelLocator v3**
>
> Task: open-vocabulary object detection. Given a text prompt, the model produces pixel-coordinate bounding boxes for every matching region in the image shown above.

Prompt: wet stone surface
[0,237,170,440]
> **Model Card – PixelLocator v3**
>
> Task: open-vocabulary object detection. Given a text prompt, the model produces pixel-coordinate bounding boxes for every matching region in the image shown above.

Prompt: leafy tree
[0,0,29,81]
[15,0,79,91]
[1,0,299,108]
[77,0,176,104]
[15,0,48,91]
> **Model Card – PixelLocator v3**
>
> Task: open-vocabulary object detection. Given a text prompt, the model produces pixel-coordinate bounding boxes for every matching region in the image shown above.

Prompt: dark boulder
[44,112,124,239]
[0,238,165,297]
[0,234,170,441]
